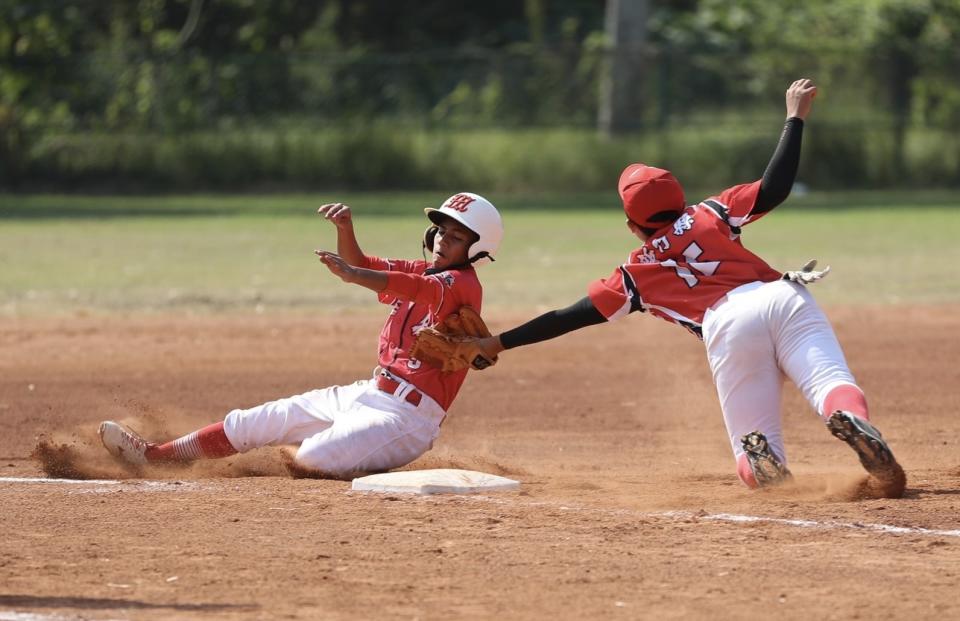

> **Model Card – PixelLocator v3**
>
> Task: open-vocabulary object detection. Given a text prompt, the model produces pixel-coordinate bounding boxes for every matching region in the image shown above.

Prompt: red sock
[736,453,759,489]
[145,421,238,463]
[822,384,869,421]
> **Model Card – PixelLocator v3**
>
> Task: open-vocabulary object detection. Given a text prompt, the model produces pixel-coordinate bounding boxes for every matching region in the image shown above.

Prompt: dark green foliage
[2,0,960,191]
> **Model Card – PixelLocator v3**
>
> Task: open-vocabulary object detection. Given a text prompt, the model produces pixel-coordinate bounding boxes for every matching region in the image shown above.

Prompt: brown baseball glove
[409,306,498,373]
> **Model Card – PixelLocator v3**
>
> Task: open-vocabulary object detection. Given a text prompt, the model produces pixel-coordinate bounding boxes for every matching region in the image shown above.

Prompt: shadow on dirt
[0,593,258,612]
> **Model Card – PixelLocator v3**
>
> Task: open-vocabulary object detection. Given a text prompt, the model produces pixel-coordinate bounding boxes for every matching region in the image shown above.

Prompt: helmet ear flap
[423,225,439,252]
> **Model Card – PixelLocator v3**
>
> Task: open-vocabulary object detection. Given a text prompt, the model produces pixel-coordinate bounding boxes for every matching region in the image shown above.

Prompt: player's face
[432,218,477,269]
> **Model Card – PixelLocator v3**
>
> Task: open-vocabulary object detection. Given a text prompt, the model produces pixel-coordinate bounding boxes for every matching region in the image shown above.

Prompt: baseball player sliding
[470,79,905,496]
[98,193,503,478]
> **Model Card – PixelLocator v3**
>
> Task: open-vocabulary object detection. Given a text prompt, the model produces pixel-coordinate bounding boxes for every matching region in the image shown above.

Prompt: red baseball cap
[618,164,685,232]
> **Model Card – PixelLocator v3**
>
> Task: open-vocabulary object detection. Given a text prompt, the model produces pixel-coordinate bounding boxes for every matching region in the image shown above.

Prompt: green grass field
[2,191,959,316]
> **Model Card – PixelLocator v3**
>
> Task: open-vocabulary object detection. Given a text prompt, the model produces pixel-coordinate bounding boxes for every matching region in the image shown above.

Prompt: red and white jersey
[588,180,782,338]
[362,255,483,411]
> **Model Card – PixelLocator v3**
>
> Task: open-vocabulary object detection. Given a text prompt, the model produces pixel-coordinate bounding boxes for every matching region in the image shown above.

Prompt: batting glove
[782,259,830,285]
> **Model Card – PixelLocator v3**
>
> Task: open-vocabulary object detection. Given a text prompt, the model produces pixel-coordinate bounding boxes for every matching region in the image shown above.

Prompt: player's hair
[636,209,683,236]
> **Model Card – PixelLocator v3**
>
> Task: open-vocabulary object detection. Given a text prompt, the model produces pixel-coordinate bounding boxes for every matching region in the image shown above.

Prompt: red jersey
[362,255,483,411]
[588,180,782,337]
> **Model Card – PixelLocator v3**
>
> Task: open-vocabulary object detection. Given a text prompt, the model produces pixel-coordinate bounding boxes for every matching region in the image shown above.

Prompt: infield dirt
[2,308,959,620]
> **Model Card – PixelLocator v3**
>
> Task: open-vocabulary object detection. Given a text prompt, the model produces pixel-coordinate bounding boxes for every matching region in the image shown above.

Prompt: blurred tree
[598,0,649,135]
[646,0,960,180]
[868,0,933,172]
[913,1,960,127]
[0,0,109,182]
[2,0,958,189]
[0,0,608,132]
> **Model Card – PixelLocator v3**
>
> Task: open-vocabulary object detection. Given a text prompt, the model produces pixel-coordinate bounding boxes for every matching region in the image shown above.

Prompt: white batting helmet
[424,192,503,265]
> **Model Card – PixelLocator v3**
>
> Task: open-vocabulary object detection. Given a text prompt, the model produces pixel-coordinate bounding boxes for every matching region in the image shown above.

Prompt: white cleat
[98,421,150,465]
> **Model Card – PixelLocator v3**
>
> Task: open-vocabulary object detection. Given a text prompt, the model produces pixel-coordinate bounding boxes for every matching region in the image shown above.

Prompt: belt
[375,374,423,407]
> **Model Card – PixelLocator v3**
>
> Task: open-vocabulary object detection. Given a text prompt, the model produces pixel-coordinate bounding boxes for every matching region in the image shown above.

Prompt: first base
[351,469,520,495]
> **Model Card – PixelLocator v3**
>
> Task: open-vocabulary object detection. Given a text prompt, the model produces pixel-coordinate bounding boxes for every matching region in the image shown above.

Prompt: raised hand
[786,78,817,120]
[317,202,353,231]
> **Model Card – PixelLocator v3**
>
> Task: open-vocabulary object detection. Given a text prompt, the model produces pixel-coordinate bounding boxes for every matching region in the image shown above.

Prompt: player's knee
[736,453,760,489]
[222,409,263,453]
[295,438,360,479]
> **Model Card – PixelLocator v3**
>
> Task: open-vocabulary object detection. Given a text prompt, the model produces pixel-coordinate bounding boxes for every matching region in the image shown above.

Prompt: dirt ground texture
[2,308,960,620]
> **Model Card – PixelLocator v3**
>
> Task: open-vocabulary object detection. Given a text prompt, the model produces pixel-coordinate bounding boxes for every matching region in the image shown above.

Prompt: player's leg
[100,420,237,466]
[293,387,445,478]
[99,381,368,465]
[769,281,863,419]
[222,381,368,453]
[702,283,791,489]
[771,281,904,495]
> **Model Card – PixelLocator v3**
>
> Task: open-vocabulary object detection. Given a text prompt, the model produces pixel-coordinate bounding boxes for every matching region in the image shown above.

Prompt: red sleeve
[362,257,430,306]
[712,180,765,225]
[383,269,473,312]
[362,255,425,273]
[587,267,633,322]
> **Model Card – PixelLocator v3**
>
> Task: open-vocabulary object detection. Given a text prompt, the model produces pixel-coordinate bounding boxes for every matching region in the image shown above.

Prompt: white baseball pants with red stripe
[222,374,445,477]
[702,279,859,468]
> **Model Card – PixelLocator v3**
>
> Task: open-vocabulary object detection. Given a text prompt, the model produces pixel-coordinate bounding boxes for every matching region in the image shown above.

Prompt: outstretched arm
[476,296,607,358]
[315,249,455,307]
[753,78,817,215]
[318,203,366,266]
[315,250,387,293]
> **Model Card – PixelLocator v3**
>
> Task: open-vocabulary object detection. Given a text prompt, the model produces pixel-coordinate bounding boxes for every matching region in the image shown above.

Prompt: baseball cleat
[740,431,792,487]
[826,410,903,482]
[98,421,150,465]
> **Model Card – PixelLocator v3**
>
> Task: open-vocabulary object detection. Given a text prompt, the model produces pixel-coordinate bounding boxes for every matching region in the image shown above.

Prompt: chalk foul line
[661,510,960,538]
[456,494,960,539]
[4,476,959,538]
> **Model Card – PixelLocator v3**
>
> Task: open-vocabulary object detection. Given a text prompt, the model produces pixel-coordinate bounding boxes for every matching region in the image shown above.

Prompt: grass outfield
[2,191,959,315]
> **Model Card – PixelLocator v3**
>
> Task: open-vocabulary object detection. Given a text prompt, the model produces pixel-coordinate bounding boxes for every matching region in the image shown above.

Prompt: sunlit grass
[2,191,959,316]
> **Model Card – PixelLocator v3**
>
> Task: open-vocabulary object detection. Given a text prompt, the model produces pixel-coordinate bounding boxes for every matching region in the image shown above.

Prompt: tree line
[2,0,959,190]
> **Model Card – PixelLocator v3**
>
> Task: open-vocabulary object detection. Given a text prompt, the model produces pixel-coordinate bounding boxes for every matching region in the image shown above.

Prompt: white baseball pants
[223,371,445,477]
[702,280,858,466]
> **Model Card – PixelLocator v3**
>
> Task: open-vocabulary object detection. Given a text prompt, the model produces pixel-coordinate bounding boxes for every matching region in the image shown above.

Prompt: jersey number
[662,242,720,288]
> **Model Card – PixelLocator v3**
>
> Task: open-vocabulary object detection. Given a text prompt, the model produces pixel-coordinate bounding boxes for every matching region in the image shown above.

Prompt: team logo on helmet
[444,194,476,213]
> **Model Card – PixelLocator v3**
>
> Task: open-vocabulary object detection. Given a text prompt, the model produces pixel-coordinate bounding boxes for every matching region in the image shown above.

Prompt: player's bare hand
[786,78,817,120]
[475,335,505,360]
[315,250,357,283]
[317,203,353,230]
